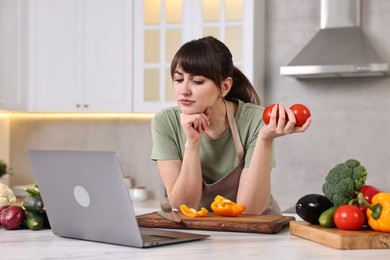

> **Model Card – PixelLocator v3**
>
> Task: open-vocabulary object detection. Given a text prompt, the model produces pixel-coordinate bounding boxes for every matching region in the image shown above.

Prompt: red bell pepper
[358,185,381,216]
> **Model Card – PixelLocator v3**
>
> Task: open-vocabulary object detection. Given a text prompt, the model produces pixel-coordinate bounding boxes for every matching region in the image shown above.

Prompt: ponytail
[225,67,260,105]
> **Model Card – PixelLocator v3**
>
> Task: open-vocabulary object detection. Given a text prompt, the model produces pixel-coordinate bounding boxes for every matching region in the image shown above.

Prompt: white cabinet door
[83,0,133,112]
[32,0,133,112]
[133,0,264,112]
[33,0,83,111]
[0,0,28,111]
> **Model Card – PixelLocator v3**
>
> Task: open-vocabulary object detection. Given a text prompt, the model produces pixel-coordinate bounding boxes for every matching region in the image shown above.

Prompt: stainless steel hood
[280,0,389,79]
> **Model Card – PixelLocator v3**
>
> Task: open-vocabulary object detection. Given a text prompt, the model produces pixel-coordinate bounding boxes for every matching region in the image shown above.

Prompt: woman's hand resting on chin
[180,107,212,143]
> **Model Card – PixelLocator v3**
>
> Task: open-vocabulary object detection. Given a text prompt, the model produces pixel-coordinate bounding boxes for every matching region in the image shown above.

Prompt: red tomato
[262,104,287,125]
[333,205,365,230]
[262,104,276,125]
[290,104,311,127]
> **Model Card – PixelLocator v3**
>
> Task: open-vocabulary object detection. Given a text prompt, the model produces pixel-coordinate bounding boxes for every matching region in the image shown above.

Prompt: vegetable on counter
[21,183,50,230]
[180,204,209,218]
[295,194,333,224]
[0,183,49,231]
[322,159,367,207]
[355,192,390,232]
[23,194,45,214]
[0,183,17,208]
[333,204,365,230]
[357,185,381,216]
[318,207,336,228]
[210,195,246,217]
[24,211,45,230]
[0,205,26,230]
[0,205,10,226]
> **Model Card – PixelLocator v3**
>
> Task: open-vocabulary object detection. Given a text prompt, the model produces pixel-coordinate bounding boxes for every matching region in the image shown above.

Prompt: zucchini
[24,211,45,230]
[23,195,44,213]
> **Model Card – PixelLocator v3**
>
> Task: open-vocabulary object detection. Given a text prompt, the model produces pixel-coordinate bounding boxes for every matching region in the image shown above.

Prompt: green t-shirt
[150,99,275,183]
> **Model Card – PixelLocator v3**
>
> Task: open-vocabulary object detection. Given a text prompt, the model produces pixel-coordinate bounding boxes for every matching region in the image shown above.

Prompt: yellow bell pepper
[210,195,246,217]
[358,192,390,232]
[180,204,209,218]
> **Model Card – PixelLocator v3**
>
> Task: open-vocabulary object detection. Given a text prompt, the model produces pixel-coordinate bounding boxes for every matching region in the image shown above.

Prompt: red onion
[0,205,26,230]
[0,205,10,227]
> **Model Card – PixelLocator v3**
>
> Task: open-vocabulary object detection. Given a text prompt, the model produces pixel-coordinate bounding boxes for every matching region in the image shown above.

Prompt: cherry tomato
[262,104,287,125]
[333,205,365,230]
[290,104,311,127]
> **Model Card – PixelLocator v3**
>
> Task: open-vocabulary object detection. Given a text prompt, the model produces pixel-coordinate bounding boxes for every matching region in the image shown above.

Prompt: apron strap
[225,100,244,163]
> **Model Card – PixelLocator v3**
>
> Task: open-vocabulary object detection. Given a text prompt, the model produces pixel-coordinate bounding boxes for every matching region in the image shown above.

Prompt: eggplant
[295,194,333,224]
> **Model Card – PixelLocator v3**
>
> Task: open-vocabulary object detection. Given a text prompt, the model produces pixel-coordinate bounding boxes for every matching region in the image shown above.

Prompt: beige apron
[200,101,282,216]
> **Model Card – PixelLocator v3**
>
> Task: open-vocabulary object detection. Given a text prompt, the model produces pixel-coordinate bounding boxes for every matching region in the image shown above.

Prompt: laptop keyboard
[141,234,176,243]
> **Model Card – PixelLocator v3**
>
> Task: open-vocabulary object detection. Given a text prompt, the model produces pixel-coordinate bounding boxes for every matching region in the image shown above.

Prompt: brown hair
[170,36,260,105]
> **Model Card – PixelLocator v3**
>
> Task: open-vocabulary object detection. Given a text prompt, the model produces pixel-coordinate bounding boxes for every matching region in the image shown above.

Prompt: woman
[151,36,311,215]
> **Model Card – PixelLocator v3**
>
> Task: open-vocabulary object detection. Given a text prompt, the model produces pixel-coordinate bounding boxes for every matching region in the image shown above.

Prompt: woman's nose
[178,81,191,95]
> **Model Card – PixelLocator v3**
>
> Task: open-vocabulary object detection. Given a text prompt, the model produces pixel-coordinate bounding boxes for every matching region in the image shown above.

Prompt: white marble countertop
[1,200,389,259]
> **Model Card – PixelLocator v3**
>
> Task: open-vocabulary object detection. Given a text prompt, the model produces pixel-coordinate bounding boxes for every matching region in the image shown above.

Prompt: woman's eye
[174,78,184,83]
[193,80,204,85]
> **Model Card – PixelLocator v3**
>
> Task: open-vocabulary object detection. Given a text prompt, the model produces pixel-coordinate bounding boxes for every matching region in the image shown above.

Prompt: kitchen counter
[1,200,389,259]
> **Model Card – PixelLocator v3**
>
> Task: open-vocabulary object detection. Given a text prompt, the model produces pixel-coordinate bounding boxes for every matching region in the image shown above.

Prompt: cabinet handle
[76,104,81,108]
[84,104,89,108]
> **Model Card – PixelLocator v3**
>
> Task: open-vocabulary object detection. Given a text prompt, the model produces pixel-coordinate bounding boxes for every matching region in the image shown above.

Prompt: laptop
[28,150,209,248]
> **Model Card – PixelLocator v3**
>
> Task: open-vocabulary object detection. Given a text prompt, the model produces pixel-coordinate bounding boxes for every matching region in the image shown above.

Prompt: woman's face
[173,67,221,115]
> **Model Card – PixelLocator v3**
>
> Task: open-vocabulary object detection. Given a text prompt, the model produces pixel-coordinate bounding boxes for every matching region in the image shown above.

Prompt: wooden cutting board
[136,212,295,234]
[290,221,390,249]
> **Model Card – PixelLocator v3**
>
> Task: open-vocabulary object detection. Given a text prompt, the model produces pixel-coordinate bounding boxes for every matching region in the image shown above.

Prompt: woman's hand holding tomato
[263,103,311,127]
[260,103,311,141]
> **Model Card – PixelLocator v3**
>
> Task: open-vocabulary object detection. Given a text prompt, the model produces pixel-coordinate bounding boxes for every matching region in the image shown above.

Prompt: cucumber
[23,195,44,213]
[319,207,336,228]
[25,211,45,230]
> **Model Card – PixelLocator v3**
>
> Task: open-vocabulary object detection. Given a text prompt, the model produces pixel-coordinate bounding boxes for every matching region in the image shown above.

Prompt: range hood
[280,0,389,79]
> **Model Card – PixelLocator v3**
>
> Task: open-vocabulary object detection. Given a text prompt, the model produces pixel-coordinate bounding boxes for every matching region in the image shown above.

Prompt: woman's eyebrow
[174,70,184,76]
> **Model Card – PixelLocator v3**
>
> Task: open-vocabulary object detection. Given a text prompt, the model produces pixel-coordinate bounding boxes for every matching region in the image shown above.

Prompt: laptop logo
[73,186,91,207]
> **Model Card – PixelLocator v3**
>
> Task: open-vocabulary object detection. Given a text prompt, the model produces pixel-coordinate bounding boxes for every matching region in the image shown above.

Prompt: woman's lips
[179,99,195,106]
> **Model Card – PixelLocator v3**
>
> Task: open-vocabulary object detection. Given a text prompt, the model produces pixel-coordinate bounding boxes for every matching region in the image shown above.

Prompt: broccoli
[322,159,367,207]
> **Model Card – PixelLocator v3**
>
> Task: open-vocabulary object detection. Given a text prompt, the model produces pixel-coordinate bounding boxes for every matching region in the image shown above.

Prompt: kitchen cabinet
[32,0,133,112]
[133,0,265,112]
[1,0,133,112]
[0,0,27,111]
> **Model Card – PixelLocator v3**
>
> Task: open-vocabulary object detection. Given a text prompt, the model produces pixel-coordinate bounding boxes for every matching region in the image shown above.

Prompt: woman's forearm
[237,139,273,214]
[169,141,203,209]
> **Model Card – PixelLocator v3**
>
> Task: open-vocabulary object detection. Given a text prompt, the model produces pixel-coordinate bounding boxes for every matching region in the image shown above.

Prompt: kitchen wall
[0,115,9,163]
[266,0,390,206]
[9,116,165,200]
[5,0,390,208]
